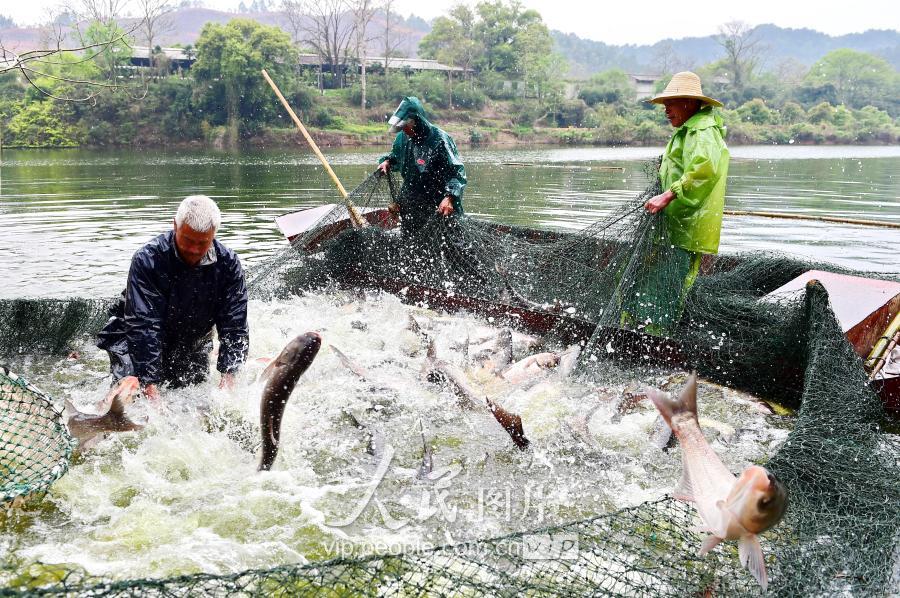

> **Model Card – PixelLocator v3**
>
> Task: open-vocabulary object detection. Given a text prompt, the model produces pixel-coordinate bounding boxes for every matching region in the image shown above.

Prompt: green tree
[736,98,775,124]
[807,101,835,124]
[192,19,297,143]
[780,102,805,124]
[515,20,564,103]
[578,69,635,106]
[420,1,563,103]
[805,49,899,112]
[83,21,132,80]
[419,5,481,106]
[472,1,542,73]
[23,52,103,102]
[420,5,478,71]
[6,101,83,147]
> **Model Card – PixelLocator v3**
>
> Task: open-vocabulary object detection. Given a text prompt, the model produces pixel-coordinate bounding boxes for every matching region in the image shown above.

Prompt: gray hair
[175,195,221,232]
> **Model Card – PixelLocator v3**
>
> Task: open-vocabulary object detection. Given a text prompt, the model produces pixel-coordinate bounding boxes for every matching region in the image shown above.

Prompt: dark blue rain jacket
[97,230,249,385]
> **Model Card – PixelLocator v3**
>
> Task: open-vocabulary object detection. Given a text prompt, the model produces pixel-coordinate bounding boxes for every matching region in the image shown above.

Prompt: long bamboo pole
[724,210,900,230]
[866,311,900,379]
[261,69,366,228]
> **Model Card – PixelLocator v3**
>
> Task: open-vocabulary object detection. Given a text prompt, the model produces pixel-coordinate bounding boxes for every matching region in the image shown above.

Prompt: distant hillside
[2,10,895,79]
[0,6,431,58]
[555,25,900,78]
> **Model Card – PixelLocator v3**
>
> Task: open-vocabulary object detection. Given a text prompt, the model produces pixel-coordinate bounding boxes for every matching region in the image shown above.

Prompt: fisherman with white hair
[97,195,249,401]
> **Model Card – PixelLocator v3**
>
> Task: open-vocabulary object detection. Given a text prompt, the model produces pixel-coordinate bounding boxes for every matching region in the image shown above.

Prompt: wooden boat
[276,205,900,413]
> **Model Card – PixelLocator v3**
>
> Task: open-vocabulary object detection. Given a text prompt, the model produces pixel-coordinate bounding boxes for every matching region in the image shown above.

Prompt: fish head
[727,465,788,534]
[271,332,322,383]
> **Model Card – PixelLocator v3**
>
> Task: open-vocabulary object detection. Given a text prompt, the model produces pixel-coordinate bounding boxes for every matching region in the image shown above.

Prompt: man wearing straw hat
[624,71,729,333]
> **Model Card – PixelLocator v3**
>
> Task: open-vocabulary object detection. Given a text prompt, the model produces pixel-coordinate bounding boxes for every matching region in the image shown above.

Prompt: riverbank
[6,124,898,151]
[3,87,898,151]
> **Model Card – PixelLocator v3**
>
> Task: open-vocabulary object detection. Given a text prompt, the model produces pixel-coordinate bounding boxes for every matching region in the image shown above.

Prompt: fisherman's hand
[437,197,455,217]
[219,372,236,391]
[143,383,160,402]
[388,201,401,215]
[378,160,391,175]
[110,376,140,400]
[645,189,675,214]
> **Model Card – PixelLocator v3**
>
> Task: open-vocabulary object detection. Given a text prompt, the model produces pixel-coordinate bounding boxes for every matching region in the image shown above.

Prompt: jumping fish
[499,352,560,386]
[258,332,322,471]
[645,373,788,590]
[477,328,514,373]
[422,342,529,451]
[65,376,144,448]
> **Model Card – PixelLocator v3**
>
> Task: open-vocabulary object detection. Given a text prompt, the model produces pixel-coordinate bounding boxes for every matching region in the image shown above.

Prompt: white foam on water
[3,291,790,580]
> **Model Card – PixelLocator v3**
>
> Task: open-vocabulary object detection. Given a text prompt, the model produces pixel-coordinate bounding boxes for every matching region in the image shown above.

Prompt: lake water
[0,145,897,585]
[1,145,898,298]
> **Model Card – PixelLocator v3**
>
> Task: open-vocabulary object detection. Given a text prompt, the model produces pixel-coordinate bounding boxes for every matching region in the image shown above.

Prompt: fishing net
[0,367,75,508]
[2,164,899,595]
[0,298,113,356]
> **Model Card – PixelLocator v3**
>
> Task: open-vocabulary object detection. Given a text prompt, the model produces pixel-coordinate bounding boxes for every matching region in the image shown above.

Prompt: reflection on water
[1,146,898,298]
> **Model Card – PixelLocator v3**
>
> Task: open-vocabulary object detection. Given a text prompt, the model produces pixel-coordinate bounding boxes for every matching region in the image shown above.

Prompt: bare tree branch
[716,21,765,95]
[346,0,377,110]
[379,0,402,75]
[135,0,175,68]
[1,16,147,101]
[283,0,356,89]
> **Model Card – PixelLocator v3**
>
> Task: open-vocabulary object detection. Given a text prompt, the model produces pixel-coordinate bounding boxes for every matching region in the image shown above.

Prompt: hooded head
[387,96,431,136]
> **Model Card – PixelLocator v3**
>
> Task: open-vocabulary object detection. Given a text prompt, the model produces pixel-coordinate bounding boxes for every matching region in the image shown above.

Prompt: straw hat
[648,71,722,108]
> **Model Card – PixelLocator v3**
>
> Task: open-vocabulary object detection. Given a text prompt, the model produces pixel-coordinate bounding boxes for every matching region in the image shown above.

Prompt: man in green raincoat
[378,97,467,232]
[623,71,730,333]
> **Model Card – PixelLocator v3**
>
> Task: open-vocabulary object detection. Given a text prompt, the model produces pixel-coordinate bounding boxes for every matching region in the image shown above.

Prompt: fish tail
[644,372,698,429]
[739,534,768,591]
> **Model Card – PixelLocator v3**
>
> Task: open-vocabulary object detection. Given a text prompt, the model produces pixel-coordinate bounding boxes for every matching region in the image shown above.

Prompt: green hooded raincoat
[659,106,730,254]
[379,97,467,230]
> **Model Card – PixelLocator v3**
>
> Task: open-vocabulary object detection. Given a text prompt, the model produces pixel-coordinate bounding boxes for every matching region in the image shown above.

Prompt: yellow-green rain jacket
[659,106,729,254]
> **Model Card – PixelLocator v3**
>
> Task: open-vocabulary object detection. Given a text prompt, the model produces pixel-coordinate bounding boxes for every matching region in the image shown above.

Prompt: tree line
[0,0,897,148]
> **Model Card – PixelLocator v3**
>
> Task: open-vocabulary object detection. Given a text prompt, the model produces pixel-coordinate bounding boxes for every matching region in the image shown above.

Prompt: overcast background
[3,0,899,45]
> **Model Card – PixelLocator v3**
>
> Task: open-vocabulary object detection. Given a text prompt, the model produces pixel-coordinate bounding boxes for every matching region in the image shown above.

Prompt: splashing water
[0,291,788,581]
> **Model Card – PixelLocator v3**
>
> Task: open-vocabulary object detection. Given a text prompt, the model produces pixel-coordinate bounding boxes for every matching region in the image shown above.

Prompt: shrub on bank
[5,101,84,147]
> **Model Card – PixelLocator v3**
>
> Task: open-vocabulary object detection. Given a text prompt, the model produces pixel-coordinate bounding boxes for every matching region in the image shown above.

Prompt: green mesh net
[1,164,898,596]
[0,367,75,508]
[0,299,113,356]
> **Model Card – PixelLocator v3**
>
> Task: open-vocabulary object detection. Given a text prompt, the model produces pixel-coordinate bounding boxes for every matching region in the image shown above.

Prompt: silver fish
[422,342,529,450]
[65,376,143,448]
[645,373,788,591]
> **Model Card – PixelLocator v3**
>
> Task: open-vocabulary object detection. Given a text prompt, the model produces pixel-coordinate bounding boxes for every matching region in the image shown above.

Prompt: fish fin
[407,314,422,335]
[699,535,723,556]
[739,534,768,591]
[99,410,144,433]
[643,372,698,428]
[259,358,278,382]
[330,344,368,379]
[63,398,79,417]
[673,470,695,502]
